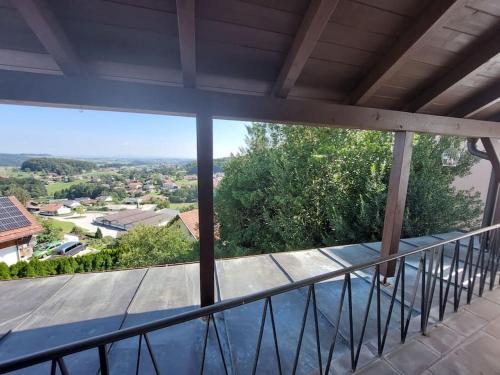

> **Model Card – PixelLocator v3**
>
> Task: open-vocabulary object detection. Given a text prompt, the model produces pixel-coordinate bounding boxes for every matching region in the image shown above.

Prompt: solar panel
[0,197,32,232]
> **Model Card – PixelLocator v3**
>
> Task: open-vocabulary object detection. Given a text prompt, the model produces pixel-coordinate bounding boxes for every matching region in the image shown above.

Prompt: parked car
[33,241,62,259]
[55,241,87,257]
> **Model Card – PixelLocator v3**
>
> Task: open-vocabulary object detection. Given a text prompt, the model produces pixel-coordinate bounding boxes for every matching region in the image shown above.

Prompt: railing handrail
[1,223,499,373]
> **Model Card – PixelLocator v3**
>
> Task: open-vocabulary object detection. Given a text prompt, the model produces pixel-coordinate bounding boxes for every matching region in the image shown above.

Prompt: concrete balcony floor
[0,231,497,374]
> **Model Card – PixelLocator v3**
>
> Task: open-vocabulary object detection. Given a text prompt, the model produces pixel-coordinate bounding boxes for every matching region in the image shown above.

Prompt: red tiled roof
[179,209,200,239]
[178,209,220,240]
[39,203,63,212]
[0,196,43,244]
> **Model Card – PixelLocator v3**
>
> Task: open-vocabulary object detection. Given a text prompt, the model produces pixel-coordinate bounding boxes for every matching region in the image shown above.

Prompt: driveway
[59,213,121,238]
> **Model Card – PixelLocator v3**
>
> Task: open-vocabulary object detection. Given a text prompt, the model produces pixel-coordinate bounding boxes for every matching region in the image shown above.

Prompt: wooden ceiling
[1,0,500,125]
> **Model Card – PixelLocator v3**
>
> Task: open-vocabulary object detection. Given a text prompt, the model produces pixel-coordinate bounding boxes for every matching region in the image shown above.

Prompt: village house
[0,196,42,265]
[96,195,113,203]
[62,200,81,209]
[39,203,71,216]
[162,178,178,191]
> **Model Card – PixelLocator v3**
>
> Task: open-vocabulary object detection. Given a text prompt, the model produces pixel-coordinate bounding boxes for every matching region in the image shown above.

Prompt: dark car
[55,241,87,257]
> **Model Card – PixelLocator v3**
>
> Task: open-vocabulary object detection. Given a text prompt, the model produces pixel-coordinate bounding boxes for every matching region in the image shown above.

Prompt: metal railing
[1,224,500,374]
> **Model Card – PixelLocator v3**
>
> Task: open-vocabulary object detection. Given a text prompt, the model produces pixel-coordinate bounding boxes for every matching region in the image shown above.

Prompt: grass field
[46,181,80,196]
[47,218,75,233]
[174,178,198,188]
[170,202,198,211]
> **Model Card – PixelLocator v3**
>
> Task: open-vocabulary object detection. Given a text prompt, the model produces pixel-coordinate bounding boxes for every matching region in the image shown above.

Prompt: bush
[0,248,124,280]
[0,262,10,280]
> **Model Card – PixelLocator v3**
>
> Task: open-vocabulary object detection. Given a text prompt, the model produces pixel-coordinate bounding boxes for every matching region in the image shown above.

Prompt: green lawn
[46,181,80,196]
[170,202,198,211]
[174,178,197,188]
[47,218,75,233]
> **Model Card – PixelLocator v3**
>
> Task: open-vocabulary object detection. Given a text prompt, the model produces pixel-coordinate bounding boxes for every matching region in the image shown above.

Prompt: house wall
[0,241,19,266]
[453,159,491,204]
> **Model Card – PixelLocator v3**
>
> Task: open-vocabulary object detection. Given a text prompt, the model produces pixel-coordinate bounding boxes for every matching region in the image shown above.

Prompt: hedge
[0,249,123,280]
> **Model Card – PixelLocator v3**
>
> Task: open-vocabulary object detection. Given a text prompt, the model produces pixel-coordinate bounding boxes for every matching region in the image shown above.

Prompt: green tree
[215,124,482,254]
[115,225,196,267]
[5,185,31,205]
[75,206,86,217]
[95,227,103,239]
[36,219,63,244]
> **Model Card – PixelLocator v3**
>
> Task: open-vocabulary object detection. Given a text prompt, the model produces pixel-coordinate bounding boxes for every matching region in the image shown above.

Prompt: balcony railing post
[380,131,414,278]
[196,111,215,307]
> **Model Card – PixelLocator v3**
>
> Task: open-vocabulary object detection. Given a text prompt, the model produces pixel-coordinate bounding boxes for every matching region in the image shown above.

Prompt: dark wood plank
[1,70,499,138]
[196,111,215,307]
[12,0,86,76]
[380,131,414,277]
[272,0,340,97]
[448,82,500,118]
[346,0,466,105]
[176,0,196,87]
[405,28,500,112]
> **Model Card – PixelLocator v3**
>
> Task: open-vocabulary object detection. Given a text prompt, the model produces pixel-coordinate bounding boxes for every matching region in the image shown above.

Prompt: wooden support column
[381,131,414,277]
[196,111,215,307]
[483,138,500,227]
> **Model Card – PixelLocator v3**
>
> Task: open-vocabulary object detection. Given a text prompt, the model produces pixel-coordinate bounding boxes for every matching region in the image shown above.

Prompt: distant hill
[21,157,96,175]
[185,157,229,174]
[0,153,51,167]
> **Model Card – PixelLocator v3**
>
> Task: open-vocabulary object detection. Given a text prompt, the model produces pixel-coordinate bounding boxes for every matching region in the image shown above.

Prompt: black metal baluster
[381,259,402,354]
[50,359,56,375]
[291,285,312,375]
[442,241,459,317]
[143,333,160,375]
[400,257,405,343]
[376,264,381,356]
[347,274,355,371]
[98,345,109,375]
[421,251,427,333]
[439,245,444,321]
[200,315,211,375]
[457,236,473,310]
[311,284,323,374]
[423,247,443,334]
[135,335,143,375]
[57,358,69,375]
[324,275,348,375]
[468,235,479,304]
[268,297,282,375]
[252,299,269,375]
[403,252,425,342]
[353,267,378,370]
[211,315,229,375]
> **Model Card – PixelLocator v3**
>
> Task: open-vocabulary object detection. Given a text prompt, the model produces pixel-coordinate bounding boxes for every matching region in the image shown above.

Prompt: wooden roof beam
[448,82,500,119]
[272,0,340,98]
[405,30,500,112]
[1,70,499,138]
[176,0,196,88]
[12,0,86,76]
[346,0,465,106]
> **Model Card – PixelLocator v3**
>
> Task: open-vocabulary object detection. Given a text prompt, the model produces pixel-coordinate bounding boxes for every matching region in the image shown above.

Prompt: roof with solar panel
[0,196,42,244]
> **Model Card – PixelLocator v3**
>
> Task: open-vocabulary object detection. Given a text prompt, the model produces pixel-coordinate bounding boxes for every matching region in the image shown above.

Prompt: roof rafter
[448,82,500,119]
[346,0,465,106]
[405,29,500,112]
[12,0,86,76]
[1,70,499,138]
[272,0,340,98]
[176,0,196,88]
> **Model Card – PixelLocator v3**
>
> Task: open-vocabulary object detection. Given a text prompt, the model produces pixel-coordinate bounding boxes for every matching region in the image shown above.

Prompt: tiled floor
[356,287,500,375]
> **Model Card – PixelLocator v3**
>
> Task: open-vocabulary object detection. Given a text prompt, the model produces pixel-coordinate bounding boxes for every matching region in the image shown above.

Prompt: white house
[39,203,71,216]
[62,200,81,209]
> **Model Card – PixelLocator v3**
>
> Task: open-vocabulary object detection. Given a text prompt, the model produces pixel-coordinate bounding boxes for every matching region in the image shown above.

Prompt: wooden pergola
[1,0,500,306]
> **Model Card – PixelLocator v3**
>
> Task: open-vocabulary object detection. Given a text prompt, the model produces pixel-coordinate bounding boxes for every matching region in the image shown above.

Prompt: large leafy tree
[215,124,482,255]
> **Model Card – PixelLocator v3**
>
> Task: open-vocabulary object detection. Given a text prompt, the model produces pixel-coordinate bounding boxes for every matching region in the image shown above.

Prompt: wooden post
[196,111,215,307]
[380,131,414,277]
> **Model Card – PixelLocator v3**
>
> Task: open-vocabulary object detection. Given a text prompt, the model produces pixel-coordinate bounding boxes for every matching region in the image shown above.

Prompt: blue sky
[0,104,249,159]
